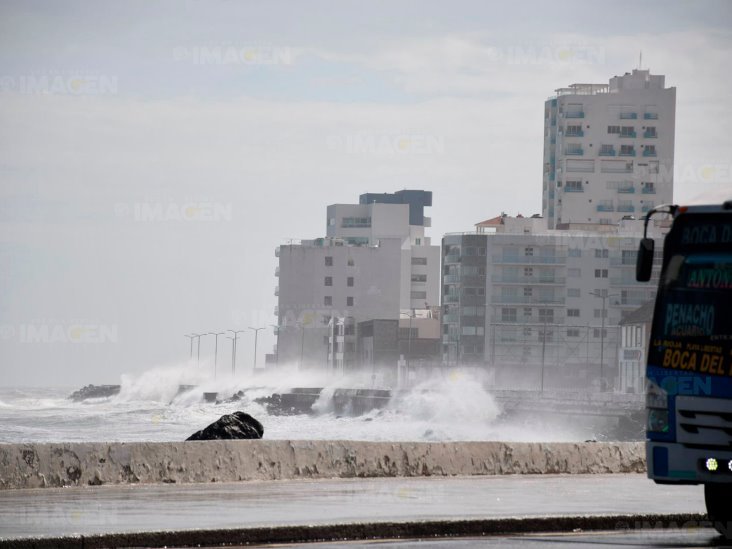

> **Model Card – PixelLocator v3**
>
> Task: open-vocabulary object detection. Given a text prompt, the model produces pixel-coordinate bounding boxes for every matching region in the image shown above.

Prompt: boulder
[186,411,264,441]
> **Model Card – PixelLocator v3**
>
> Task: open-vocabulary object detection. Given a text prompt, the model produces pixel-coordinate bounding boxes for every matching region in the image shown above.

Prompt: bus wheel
[705,483,732,538]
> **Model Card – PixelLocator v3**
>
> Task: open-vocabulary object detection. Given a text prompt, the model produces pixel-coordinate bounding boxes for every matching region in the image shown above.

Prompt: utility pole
[184,334,196,359]
[400,311,415,382]
[207,332,225,379]
[589,290,618,392]
[227,329,246,375]
[248,326,265,370]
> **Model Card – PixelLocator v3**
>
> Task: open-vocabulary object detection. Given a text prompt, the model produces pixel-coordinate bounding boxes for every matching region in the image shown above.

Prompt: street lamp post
[400,311,415,383]
[184,334,196,359]
[248,327,265,370]
[207,332,225,379]
[227,330,246,375]
[271,324,281,366]
[589,290,619,392]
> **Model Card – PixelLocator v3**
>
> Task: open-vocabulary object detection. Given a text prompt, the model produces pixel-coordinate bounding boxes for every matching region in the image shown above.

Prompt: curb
[0,513,709,548]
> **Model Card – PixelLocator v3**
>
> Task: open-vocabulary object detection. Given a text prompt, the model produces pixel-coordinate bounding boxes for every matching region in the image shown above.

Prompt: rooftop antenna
[638,51,642,70]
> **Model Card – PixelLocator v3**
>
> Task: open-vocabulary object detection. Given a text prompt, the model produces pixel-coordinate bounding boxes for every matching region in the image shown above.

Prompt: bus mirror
[636,238,654,282]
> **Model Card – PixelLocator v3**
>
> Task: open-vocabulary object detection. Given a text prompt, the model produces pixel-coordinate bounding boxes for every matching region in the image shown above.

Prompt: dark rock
[68,384,121,401]
[186,411,264,441]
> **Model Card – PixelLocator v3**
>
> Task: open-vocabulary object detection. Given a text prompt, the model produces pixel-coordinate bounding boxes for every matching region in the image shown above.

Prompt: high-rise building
[273,190,439,373]
[543,69,676,229]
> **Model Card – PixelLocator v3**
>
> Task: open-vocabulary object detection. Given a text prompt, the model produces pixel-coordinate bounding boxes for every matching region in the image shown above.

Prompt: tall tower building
[543,69,676,229]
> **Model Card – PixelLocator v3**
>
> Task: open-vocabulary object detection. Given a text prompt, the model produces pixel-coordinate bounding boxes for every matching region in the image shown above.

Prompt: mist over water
[0,362,595,443]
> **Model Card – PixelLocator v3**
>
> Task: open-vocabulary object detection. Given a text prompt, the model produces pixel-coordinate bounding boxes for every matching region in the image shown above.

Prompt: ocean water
[0,364,594,443]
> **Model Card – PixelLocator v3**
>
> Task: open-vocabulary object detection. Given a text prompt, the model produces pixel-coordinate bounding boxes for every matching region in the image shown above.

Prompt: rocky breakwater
[68,384,121,401]
[187,412,264,441]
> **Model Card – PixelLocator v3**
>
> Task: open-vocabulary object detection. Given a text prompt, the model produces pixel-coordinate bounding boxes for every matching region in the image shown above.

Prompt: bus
[636,201,732,536]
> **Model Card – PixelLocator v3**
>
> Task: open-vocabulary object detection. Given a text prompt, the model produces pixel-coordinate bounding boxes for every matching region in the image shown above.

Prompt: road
[0,473,706,542]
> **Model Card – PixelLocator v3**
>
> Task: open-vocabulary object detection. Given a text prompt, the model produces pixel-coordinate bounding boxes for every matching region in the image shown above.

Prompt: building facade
[274,190,440,373]
[543,69,676,229]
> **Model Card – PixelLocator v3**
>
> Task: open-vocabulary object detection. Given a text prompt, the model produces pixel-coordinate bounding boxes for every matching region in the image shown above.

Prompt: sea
[0,364,599,444]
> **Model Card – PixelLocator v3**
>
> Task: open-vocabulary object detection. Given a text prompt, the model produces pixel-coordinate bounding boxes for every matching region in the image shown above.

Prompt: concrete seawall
[0,441,645,490]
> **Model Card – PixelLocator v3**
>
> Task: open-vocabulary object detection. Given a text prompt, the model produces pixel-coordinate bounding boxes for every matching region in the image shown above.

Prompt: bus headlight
[648,409,670,433]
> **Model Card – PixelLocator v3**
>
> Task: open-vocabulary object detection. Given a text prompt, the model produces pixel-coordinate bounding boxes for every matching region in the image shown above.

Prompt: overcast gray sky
[1,0,731,387]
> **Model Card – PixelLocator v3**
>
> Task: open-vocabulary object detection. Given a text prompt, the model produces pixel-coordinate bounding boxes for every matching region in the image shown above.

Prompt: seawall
[0,440,645,490]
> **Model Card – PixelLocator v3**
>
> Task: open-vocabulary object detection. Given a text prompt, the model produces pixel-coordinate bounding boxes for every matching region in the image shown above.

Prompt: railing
[565,112,585,118]
[444,254,461,263]
[565,130,584,137]
[617,186,635,193]
[598,149,616,156]
[643,130,657,138]
[619,150,636,157]
[620,112,638,119]
[619,131,637,138]
[596,204,614,212]
[644,113,658,120]
[642,187,656,194]
[492,274,566,284]
[617,204,635,212]
[444,295,460,303]
[643,149,657,157]
[641,205,653,213]
[564,187,583,192]
[443,274,461,284]
[491,255,567,265]
[565,149,584,156]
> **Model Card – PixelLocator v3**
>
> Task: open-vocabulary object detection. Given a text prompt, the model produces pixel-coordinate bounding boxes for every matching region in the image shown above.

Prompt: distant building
[441,213,666,391]
[274,190,440,373]
[618,300,655,394]
[543,69,676,229]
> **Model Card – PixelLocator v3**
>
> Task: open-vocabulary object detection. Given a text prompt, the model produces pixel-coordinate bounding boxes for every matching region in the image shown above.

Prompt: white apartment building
[274,190,440,372]
[442,214,666,391]
[543,69,676,229]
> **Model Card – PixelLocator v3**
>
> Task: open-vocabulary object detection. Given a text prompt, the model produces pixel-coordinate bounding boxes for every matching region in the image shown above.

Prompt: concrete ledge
[0,514,708,548]
[0,441,645,490]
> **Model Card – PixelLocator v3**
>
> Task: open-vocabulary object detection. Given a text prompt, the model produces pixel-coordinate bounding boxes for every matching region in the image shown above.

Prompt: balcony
[642,186,656,194]
[564,112,585,118]
[565,130,584,137]
[644,113,659,120]
[564,186,583,193]
[598,149,616,156]
[596,204,614,212]
[491,274,566,285]
[275,266,280,277]
[620,112,638,119]
[617,185,635,194]
[643,149,657,157]
[565,148,584,156]
[274,285,279,296]
[619,131,637,138]
[619,149,636,157]
[617,204,635,213]
[275,246,280,257]
[643,130,657,138]
[492,295,566,305]
[274,305,279,316]
[491,255,566,265]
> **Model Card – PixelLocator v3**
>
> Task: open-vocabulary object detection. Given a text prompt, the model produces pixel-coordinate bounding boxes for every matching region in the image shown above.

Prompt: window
[565,125,582,136]
[594,249,608,258]
[620,126,635,137]
[525,247,534,256]
[325,256,333,266]
[642,182,656,194]
[599,144,614,155]
[465,247,475,256]
[341,216,371,228]
[523,327,532,336]
[328,217,336,226]
[411,274,427,283]
[568,248,582,257]
[477,288,485,296]
[567,309,580,317]
[645,126,657,137]
[324,296,332,306]
[478,248,486,256]
[593,328,608,338]
[594,269,608,278]
[524,267,533,277]
[568,288,580,297]
[538,309,554,323]
[523,308,532,318]
[644,145,657,156]
[565,180,583,192]
[567,329,580,337]
[568,268,581,277]
[346,297,354,307]
[523,287,533,297]
[324,276,333,286]
[501,308,517,322]
[607,125,620,134]
[411,257,428,265]
[622,250,637,265]
[411,291,427,299]
[619,145,635,156]
[347,276,354,287]
[347,258,355,266]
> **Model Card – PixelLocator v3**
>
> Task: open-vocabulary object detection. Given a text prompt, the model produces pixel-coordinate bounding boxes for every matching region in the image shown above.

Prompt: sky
[0,0,731,387]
